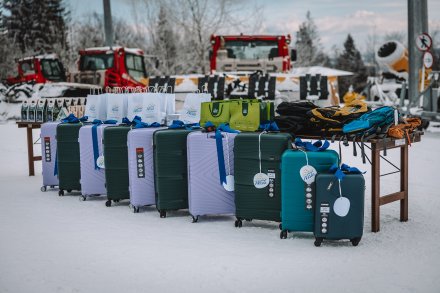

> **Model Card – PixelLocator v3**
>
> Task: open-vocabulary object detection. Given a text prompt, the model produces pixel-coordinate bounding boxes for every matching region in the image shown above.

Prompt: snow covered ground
[0,122,439,293]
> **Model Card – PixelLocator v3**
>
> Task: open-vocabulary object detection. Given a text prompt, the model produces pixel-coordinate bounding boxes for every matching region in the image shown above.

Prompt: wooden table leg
[400,145,409,222]
[26,126,35,176]
[371,144,381,232]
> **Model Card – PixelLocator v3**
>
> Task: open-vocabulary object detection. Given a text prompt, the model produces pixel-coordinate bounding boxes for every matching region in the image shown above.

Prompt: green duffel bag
[200,100,230,127]
[229,100,274,132]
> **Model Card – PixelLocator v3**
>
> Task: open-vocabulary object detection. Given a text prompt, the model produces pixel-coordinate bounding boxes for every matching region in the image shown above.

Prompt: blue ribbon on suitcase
[61,114,88,124]
[169,120,200,130]
[91,119,117,170]
[215,123,239,186]
[294,138,330,152]
[329,163,364,181]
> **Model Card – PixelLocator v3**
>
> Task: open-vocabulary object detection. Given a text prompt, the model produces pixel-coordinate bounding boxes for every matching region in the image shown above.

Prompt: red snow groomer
[6,54,66,85]
[70,46,148,88]
[209,34,295,74]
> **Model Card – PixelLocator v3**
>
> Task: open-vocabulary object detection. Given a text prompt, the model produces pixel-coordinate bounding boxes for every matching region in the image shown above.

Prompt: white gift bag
[106,93,128,123]
[126,93,145,121]
[142,93,162,124]
[180,93,211,124]
[84,94,107,121]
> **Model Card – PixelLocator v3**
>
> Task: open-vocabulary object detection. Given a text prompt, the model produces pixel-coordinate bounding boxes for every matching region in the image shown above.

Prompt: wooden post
[371,144,381,232]
[26,125,35,176]
[400,145,409,221]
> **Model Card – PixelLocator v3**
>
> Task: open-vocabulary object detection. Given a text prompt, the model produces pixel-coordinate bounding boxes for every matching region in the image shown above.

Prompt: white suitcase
[40,121,60,191]
[127,127,166,212]
[79,124,110,200]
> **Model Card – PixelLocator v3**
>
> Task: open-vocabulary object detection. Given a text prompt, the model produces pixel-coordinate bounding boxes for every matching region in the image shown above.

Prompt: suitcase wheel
[41,186,47,192]
[50,185,55,188]
[314,237,323,247]
[279,223,282,230]
[132,206,140,213]
[67,189,72,193]
[114,200,120,203]
[58,190,64,196]
[191,215,199,223]
[159,210,167,218]
[280,230,288,239]
[105,200,111,207]
[351,237,361,247]
[79,195,86,202]
[234,219,242,228]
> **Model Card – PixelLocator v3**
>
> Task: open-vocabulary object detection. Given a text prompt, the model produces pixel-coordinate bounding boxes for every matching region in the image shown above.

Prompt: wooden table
[301,131,422,232]
[16,121,42,176]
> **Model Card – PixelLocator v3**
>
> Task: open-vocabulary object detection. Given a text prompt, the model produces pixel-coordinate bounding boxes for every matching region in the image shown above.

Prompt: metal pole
[103,0,113,47]
[407,0,424,109]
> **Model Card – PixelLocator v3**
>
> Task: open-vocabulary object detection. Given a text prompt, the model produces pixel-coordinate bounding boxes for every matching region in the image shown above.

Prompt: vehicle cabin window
[80,53,114,71]
[21,61,35,74]
[224,40,279,60]
[41,59,64,81]
[125,54,146,82]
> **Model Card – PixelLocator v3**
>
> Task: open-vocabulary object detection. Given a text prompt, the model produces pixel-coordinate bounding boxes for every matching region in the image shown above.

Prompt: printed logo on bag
[212,108,219,114]
[111,105,119,113]
[145,104,156,113]
[133,106,142,114]
[89,105,96,112]
[186,108,197,117]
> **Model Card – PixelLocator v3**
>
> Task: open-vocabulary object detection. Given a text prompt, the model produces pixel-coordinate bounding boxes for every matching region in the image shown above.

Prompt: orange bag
[387,117,421,145]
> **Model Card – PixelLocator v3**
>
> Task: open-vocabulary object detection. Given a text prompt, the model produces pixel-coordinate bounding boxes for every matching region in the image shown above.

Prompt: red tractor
[70,46,148,88]
[6,54,66,85]
[210,34,295,74]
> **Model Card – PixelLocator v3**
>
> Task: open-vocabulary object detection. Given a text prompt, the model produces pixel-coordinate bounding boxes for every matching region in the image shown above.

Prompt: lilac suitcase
[128,127,166,212]
[40,121,60,191]
[79,124,110,200]
[187,132,236,222]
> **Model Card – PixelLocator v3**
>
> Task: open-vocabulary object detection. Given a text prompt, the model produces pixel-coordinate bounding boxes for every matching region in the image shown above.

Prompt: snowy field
[0,121,439,293]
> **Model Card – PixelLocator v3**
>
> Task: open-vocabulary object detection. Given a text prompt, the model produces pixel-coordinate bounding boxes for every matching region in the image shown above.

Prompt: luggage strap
[294,137,330,152]
[215,124,239,185]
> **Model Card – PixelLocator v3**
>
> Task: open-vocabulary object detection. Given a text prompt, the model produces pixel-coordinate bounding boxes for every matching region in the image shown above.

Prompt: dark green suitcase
[153,129,194,218]
[56,123,82,196]
[234,132,292,227]
[103,126,131,207]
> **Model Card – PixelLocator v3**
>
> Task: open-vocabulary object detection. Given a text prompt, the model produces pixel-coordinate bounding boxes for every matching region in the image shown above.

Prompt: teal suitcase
[314,173,365,246]
[153,129,194,218]
[280,149,339,238]
[103,126,131,207]
[234,132,292,228]
[56,123,82,196]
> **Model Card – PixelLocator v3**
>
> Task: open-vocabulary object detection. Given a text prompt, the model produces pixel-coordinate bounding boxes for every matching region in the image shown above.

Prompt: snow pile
[0,122,439,292]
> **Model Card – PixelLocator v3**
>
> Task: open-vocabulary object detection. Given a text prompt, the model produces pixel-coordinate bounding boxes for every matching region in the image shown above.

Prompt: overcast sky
[67,0,440,52]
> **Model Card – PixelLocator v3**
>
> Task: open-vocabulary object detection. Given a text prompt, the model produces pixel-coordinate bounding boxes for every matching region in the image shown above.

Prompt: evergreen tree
[336,34,368,97]
[1,0,69,54]
[295,11,331,67]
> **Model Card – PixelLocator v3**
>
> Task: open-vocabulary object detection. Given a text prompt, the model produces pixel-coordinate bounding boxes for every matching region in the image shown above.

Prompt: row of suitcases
[40,121,365,246]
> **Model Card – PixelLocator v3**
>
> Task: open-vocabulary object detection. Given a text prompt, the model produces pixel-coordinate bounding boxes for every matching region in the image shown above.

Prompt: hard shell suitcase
[56,123,83,196]
[187,131,237,222]
[40,121,60,191]
[78,124,110,200]
[127,127,166,213]
[153,129,194,218]
[314,173,365,247]
[280,150,339,239]
[103,125,131,207]
[233,132,292,228]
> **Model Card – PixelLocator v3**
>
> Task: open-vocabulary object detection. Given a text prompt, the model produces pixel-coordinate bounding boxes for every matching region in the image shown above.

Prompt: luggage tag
[222,134,234,192]
[298,149,317,210]
[334,179,350,217]
[254,131,270,189]
[96,155,105,169]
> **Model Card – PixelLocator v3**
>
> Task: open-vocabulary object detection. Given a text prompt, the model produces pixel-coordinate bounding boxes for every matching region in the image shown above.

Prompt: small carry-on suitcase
[280,149,339,239]
[127,127,166,213]
[153,129,194,218]
[78,124,110,201]
[234,132,292,228]
[103,125,131,207]
[56,123,83,196]
[314,171,365,247]
[187,131,237,222]
[40,121,60,192]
